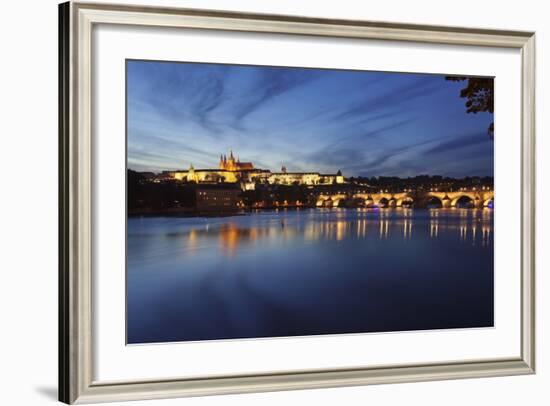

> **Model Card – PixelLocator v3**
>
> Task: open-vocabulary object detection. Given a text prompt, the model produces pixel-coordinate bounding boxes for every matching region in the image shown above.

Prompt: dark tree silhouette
[446,76,494,138]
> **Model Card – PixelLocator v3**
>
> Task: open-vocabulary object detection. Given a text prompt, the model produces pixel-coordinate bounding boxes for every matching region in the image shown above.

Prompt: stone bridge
[316,189,494,209]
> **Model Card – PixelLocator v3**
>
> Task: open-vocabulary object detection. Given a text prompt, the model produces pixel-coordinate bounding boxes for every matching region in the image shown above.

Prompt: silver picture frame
[59,1,536,403]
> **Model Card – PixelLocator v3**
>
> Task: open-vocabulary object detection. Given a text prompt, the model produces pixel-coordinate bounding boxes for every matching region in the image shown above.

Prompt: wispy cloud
[128,62,231,135]
[332,76,442,123]
[341,137,441,175]
[303,117,417,173]
[425,132,491,155]
[228,68,321,129]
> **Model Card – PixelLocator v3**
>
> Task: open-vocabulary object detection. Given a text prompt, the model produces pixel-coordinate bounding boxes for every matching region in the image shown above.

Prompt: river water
[127,208,493,344]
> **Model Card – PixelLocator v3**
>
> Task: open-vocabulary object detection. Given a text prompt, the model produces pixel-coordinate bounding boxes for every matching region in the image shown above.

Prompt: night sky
[127,60,494,177]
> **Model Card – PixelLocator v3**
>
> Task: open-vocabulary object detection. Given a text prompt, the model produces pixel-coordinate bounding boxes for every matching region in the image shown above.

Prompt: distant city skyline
[127,60,494,177]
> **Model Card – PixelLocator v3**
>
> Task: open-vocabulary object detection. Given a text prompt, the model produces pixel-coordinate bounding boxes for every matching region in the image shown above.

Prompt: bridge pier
[473,197,484,209]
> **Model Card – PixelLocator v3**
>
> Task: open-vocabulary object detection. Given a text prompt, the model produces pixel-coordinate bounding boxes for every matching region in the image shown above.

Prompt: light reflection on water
[160,208,493,256]
[127,208,494,344]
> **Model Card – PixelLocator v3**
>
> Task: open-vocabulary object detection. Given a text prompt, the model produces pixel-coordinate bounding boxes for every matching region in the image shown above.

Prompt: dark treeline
[348,175,493,192]
[241,184,319,207]
[128,170,195,211]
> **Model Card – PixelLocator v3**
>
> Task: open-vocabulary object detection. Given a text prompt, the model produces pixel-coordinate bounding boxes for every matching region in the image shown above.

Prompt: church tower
[336,169,344,184]
[227,150,236,171]
[187,164,198,183]
[218,150,253,172]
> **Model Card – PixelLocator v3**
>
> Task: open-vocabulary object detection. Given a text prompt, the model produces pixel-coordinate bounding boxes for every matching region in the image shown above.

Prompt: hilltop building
[267,169,344,186]
[219,151,254,171]
[163,151,345,188]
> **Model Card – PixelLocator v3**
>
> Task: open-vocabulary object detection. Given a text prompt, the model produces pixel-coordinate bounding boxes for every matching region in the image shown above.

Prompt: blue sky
[127,60,494,177]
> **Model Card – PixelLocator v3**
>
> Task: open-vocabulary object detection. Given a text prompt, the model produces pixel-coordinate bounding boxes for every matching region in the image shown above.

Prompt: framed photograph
[59,1,535,404]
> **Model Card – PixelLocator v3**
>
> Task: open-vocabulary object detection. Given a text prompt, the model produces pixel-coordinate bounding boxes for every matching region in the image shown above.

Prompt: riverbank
[128,206,247,217]
[128,205,315,217]
[128,205,492,218]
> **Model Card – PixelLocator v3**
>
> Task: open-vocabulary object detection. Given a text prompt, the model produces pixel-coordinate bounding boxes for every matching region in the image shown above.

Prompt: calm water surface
[127,208,493,344]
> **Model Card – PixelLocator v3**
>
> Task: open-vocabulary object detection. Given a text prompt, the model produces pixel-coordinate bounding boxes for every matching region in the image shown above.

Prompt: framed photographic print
[59,1,536,404]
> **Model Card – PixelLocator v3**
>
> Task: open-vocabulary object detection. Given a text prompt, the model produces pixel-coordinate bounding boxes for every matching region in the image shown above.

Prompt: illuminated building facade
[165,151,345,188]
[267,169,344,186]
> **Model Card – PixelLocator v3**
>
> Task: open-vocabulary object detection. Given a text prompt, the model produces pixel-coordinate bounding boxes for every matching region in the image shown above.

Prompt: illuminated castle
[219,150,254,171]
[166,150,345,187]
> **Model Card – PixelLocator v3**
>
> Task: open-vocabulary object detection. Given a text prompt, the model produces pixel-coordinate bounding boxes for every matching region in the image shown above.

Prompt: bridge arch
[352,197,366,207]
[334,198,348,208]
[377,197,389,208]
[364,196,375,207]
[316,194,347,208]
[396,196,414,207]
[426,196,443,208]
[452,194,475,208]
